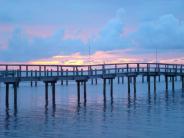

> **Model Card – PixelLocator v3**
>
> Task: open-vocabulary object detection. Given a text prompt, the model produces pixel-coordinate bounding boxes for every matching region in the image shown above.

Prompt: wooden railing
[0,63,183,78]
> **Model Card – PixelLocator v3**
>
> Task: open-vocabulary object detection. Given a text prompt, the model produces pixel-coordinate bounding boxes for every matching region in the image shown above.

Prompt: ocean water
[0,77,184,138]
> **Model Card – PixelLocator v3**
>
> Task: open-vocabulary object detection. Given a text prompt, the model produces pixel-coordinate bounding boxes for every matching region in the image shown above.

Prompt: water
[0,78,184,138]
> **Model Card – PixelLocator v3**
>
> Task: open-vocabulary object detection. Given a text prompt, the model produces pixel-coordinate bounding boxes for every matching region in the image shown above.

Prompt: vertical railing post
[137,63,139,73]
[172,65,174,73]
[61,67,63,76]
[181,65,183,73]
[5,65,8,76]
[81,68,83,76]
[51,69,53,76]
[26,65,28,77]
[35,69,37,77]
[158,64,160,73]
[176,65,178,73]
[126,64,129,73]
[90,66,93,76]
[175,64,177,73]
[73,67,75,76]
[46,69,49,76]
[66,69,68,85]
[76,67,79,76]
[88,66,90,76]
[44,66,46,76]
[147,63,150,73]
[39,66,41,77]
[57,65,59,76]
[165,65,167,73]
[115,64,117,74]
[102,65,105,75]
[19,65,22,77]
[31,70,33,77]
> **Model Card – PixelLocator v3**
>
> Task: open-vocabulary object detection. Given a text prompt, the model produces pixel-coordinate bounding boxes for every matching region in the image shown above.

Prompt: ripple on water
[0,81,184,138]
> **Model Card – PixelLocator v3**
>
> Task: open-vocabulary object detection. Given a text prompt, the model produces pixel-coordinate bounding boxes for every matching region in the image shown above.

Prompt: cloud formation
[132,14,184,50]
[0,28,87,61]
[0,8,184,62]
[92,8,131,52]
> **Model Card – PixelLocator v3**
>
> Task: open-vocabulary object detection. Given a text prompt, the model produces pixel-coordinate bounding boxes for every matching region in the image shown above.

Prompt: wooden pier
[0,63,184,108]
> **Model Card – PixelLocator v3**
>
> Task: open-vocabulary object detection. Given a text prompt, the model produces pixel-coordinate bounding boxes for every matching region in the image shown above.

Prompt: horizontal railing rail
[0,63,183,79]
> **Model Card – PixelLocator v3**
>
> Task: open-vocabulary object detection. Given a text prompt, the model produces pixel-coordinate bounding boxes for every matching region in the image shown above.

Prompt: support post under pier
[77,81,80,103]
[51,82,56,106]
[133,76,136,94]
[165,76,168,91]
[172,76,175,91]
[128,77,130,94]
[45,82,48,105]
[147,76,150,92]
[103,79,106,101]
[5,83,9,108]
[154,76,156,92]
[84,81,87,102]
[13,83,17,109]
[110,79,113,98]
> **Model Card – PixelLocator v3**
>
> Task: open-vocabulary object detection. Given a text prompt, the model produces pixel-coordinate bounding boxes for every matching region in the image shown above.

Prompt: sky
[0,0,184,65]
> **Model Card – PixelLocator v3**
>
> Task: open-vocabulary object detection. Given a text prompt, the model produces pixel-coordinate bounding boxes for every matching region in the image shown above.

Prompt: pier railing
[0,63,183,79]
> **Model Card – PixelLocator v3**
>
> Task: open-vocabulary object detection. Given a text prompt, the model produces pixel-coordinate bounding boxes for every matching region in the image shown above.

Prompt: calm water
[0,77,184,138]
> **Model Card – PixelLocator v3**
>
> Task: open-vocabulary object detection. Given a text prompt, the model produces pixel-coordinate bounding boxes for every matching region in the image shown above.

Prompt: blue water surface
[0,77,184,138]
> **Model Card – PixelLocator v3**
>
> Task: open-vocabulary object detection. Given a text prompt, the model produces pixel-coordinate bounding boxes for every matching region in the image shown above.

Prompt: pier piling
[45,82,48,104]
[84,81,87,102]
[51,82,56,106]
[5,83,9,108]
[77,81,80,103]
[13,83,17,109]
[110,79,113,98]
[133,76,136,93]
[103,79,106,101]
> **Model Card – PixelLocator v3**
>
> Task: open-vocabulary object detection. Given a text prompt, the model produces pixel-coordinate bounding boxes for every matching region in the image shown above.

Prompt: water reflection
[1,83,184,138]
[4,109,10,130]
[147,91,151,105]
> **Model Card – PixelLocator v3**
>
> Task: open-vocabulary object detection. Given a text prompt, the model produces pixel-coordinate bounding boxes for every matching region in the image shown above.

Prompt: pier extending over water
[0,63,184,108]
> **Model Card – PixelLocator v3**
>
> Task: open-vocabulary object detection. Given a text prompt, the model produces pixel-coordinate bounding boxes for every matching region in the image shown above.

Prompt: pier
[0,63,184,108]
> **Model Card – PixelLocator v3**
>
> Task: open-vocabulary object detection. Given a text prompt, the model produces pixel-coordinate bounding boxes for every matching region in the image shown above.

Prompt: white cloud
[131,14,184,50]
[0,9,184,62]
[0,28,87,61]
[92,8,131,52]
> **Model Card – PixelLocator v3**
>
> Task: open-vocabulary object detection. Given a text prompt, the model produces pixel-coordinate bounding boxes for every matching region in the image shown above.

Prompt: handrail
[0,62,183,67]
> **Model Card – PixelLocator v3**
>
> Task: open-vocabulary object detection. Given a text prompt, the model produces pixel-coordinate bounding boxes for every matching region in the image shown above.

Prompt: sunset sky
[0,0,184,65]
